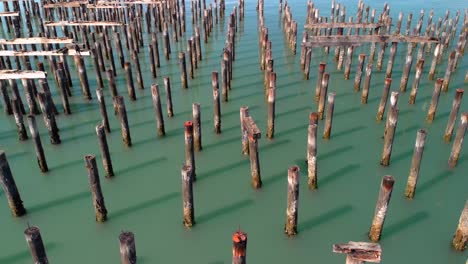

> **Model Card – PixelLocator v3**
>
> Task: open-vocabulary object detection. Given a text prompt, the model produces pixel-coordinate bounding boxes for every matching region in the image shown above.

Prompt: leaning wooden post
[164,77,174,117]
[151,84,165,137]
[179,52,188,89]
[124,62,136,101]
[232,229,247,264]
[248,134,262,189]
[354,54,365,92]
[96,124,114,178]
[0,81,12,115]
[182,164,195,227]
[84,155,108,223]
[448,113,468,169]
[444,89,464,142]
[119,232,137,264]
[212,72,221,134]
[240,107,249,155]
[285,165,300,236]
[409,59,425,104]
[323,93,335,139]
[381,92,399,166]
[376,78,392,121]
[21,78,40,115]
[385,42,398,78]
[56,68,71,114]
[266,85,276,139]
[178,120,194,179]
[307,112,318,190]
[361,63,373,104]
[428,44,441,80]
[222,58,229,101]
[114,96,132,147]
[315,62,326,102]
[74,55,91,100]
[0,151,26,217]
[36,91,60,144]
[27,115,48,173]
[96,89,111,133]
[344,46,354,80]
[193,103,202,151]
[369,175,395,242]
[12,99,28,141]
[405,129,427,199]
[318,73,330,120]
[400,43,414,92]
[163,30,170,59]
[442,50,456,92]
[24,226,48,264]
[426,79,443,123]
[452,199,468,251]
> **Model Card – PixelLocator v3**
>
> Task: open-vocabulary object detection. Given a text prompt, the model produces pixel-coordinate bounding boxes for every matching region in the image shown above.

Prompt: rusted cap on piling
[359,53,366,59]
[385,78,392,85]
[119,231,135,244]
[309,112,318,125]
[436,78,444,85]
[455,88,464,95]
[184,121,193,133]
[24,226,41,237]
[179,52,185,59]
[382,175,395,190]
[461,112,468,123]
[288,165,300,177]
[319,62,326,71]
[124,62,131,68]
[232,230,247,257]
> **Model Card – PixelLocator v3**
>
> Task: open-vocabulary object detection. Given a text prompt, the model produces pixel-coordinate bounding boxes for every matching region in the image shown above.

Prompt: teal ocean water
[0,0,467,263]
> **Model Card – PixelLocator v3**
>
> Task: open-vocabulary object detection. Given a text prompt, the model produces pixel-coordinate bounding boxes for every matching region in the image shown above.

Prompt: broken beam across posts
[333,241,382,263]
[0,12,19,17]
[304,35,439,47]
[304,22,384,29]
[0,37,73,45]
[0,70,46,79]
[0,50,90,56]
[44,21,123,27]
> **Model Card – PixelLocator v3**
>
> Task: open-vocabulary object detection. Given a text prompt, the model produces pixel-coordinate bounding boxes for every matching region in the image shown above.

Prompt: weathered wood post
[56,68,71,114]
[21,78,40,115]
[212,72,221,134]
[323,93,335,139]
[96,124,114,178]
[318,73,330,119]
[448,113,468,169]
[96,89,111,133]
[344,46,354,80]
[308,112,318,190]
[361,63,373,104]
[179,52,188,89]
[442,50,456,92]
[426,79,443,123]
[164,77,174,117]
[119,231,137,264]
[315,62,326,102]
[405,129,427,199]
[376,78,392,121]
[24,226,48,264]
[0,151,26,217]
[151,84,165,137]
[232,229,247,264]
[385,42,398,78]
[193,103,202,151]
[333,242,382,264]
[8,79,26,115]
[381,92,399,166]
[400,43,414,92]
[354,54,365,92]
[124,62,136,101]
[184,121,196,181]
[0,81,12,115]
[444,89,464,142]
[74,55,91,100]
[222,57,229,101]
[266,85,276,139]
[285,165,300,236]
[248,133,262,189]
[452,199,468,251]
[182,164,195,227]
[11,98,28,140]
[27,115,48,173]
[240,107,249,155]
[36,92,60,145]
[84,155,108,222]
[114,96,132,147]
[409,59,425,104]
[369,175,395,242]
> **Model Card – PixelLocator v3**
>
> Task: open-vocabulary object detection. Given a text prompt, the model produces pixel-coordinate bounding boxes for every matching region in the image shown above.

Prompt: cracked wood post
[452,199,468,250]
[132,52,144,90]
[90,47,103,88]
[179,52,188,89]
[400,43,414,92]
[376,42,387,71]
[344,46,354,80]
[119,231,137,264]
[381,92,399,166]
[163,30,170,59]
[164,77,173,117]
[444,89,464,142]
[96,124,114,178]
[285,165,300,236]
[36,90,60,145]
[304,49,312,80]
[428,44,441,80]
[266,80,276,139]
[27,115,48,173]
[427,78,443,123]
[148,39,157,79]
[354,54,365,92]
[74,55,91,100]
[20,78,40,115]
[308,112,318,190]
[249,134,262,189]
[24,226,48,264]
[405,129,427,199]
[187,39,194,79]
[376,78,392,121]
[442,50,456,92]
[409,59,424,104]
[361,63,373,104]
[184,121,196,181]
[106,69,118,106]
[448,113,468,169]
[56,68,71,114]
[96,88,111,133]
[115,96,132,147]
[124,62,136,101]
[369,175,394,242]
[182,164,194,227]
[0,81,12,115]
[152,32,160,67]
[315,62,326,102]
[385,42,397,78]
[84,155,107,222]
[12,98,28,140]
[193,103,202,151]
[115,32,125,68]
[232,229,247,264]
[222,57,229,101]
[0,151,26,217]
[212,72,221,134]
[318,73,330,120]
[151,84,165,137]
[240,107,249,155]
[323,93,335,139]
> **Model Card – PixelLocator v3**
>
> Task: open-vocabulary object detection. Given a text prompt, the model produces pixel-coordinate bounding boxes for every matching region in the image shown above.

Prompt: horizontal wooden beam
[305,22,384,29]
[43,1,88,8]
[0,49,90,56]
[96,0,165,4]
[0,70,46,79]
[243,116,261,139]
[44,21,123,27]
[333,241,382,263]
[304,35,439,47]
[87,4,127,8]
[0,37,74,45]
[0,12,19,17]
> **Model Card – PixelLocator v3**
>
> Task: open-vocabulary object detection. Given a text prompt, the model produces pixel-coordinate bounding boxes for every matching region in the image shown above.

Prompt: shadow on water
[198,159,250,182]
[28,191,89,214]
[260,139,291,151]
[276,106,310,119]
[275,124,308,138]
[0,242,58,263]
[382,211,430,240]
[111,192,179,220]
[417,170,455,195]
[319,145,354,160]
[202,135,240,151]
[391,148,414,164]
[299,205,353,233]
[395,124,420,138]
[334,106,361,117]
[321,163,360,188]
[117,156,168,175]
[262,170,287,187]
[197,198,254,224]
[59,118,102,133]
[52,158,85,171]
[332,125,366,139]
[6,151,28,160]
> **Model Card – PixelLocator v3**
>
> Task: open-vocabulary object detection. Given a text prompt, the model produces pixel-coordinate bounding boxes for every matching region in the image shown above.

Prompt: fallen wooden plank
[0,70,46,79]
[0,49,90,56]
[333,241,382,263]
[305,22,384,29]
[0,12,19,17]
[305,35,439,47]
[0,37,74,45]
[44,21,123,27]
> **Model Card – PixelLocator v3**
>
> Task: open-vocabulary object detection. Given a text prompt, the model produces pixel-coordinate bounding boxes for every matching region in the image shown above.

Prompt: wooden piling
[361,63,373,104]
[354,54,365,92]
[442,50,456,92]
[381,92,399,166]
[240,107,249,155]
[249,134,262,189]
[56,68,71,114]
[409,59,424,104]
[323,93,335,139]
[90,47,103,88]
[182,164,195,227]
[12,98,28,140]
[96,88,111,133]
[114,96,132,147]
[426,78,443,123]
[404,129,427,199]
[266,85,276,139]
[124,62,136,101]
[428,44,441,80]
[385,42,397,78]
[119,232,137,264]
[8,79,26,114]
[318,73,330,120]
[222,58,229,101]
[0,151,26,217]
[376,78,392,121]
[106,69,118,99]
[74,55,91,100]
[212,72,221,134]
[0,81,12,115]
[232,230,247,264]
[24,226,48,264]
[193,103,202,151]
[285,165,300,236]
[151,84,165,137]
[84,155,107,222]
[21,78,40,115]
[315,62,326,102]
[96,124,114,178]
[164,77,174,117]
[163,30,170,59]
[132,52,144,90]
[179,52,188,89]
[448,113,468,169]
[307,112,318,190]
[344,46,354,80]
[27,115,48,173]
[452,199,468,250]
[369,175,394,242]
[184,121,196,181]
[400,43,414,92]
[444,89,464,142]
[36,90,60,145]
